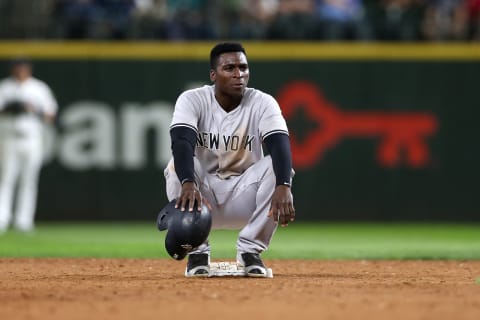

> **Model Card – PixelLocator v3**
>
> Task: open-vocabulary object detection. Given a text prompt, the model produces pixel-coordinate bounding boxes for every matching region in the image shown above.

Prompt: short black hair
[210,42,246,70]
[10,56,31,67]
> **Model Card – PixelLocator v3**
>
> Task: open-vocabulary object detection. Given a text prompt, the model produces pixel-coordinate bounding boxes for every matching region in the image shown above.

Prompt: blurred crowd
[0,0,479,41]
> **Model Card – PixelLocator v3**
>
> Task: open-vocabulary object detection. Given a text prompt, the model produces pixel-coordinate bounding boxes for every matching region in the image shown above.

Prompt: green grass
[1,222,479,260]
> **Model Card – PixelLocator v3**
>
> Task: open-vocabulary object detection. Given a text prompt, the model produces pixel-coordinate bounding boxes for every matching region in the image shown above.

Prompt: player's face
[211,52,249,99]
[11,64,32,82]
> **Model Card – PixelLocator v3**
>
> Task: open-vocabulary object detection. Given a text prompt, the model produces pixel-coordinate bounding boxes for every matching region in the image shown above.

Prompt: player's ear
[209,69,216,83]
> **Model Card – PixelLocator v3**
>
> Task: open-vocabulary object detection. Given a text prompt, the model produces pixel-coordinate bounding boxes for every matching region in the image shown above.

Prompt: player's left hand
[268,185,295,227]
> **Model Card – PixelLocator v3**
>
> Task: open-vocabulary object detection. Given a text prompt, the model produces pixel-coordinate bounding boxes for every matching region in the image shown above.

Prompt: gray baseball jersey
[170,84,288,179]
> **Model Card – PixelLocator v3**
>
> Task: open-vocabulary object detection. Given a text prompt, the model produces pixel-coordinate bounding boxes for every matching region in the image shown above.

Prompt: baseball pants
[164,156,279,262]
[0,121,43,231]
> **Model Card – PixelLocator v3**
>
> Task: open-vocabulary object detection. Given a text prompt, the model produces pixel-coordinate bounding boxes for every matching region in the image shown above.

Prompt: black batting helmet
[156,200,212,260]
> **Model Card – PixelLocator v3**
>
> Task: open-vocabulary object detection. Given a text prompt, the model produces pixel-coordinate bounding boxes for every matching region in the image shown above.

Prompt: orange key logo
[277,81,438,169]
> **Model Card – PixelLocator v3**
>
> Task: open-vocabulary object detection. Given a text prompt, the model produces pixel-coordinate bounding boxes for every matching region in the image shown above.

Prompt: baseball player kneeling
[164,42,295,277]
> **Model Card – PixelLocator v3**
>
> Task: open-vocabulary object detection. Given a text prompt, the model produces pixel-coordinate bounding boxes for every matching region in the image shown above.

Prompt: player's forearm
[170,126,197,184]
[264,133,293,187]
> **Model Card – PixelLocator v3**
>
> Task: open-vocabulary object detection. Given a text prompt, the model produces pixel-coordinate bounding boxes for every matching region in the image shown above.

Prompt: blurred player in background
[0,58,57,233]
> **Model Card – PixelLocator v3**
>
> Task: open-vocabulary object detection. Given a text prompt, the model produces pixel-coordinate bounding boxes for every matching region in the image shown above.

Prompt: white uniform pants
[165,156,279,261]
[0,117,43,231]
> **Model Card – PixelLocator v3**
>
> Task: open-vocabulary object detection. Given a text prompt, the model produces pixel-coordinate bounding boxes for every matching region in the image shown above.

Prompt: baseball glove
[2,100,28,115]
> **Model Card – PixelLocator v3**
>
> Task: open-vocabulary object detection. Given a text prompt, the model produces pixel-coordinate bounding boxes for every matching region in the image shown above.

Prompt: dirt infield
[1,258,479,320]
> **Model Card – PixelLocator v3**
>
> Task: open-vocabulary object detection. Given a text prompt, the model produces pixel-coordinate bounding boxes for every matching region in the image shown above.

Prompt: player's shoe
[240,253,268,277]
[185,253,210,277]
[13,222,34,233]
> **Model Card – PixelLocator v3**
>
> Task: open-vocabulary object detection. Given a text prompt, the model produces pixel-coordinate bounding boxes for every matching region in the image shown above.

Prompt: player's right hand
[176,182,212,213]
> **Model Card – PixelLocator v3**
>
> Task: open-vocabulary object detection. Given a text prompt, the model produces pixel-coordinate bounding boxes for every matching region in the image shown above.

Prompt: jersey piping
[170,123,198,134]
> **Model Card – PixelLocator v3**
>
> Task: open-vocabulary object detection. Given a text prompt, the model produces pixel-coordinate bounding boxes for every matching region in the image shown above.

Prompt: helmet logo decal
[181,244,193,251]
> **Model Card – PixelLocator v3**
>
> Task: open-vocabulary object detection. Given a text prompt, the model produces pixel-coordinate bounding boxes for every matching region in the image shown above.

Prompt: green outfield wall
[0,42,479,221]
